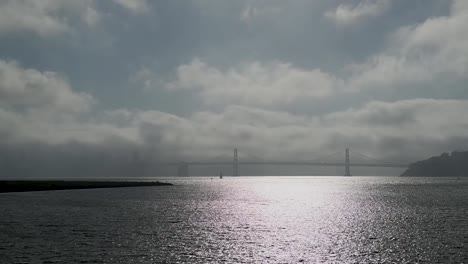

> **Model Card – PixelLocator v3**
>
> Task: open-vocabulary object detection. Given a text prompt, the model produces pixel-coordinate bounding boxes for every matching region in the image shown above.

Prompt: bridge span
[158,148,409,176]
[180,161,408,168]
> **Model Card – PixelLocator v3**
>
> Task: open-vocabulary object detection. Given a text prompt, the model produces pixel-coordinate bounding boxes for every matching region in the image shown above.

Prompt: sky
[1,0,468,177]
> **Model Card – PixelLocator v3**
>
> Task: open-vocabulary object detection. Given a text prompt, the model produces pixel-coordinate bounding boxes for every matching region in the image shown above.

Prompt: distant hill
[401,151,468,177]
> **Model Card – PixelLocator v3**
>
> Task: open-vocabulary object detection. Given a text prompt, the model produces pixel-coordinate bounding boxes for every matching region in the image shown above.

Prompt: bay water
[1,176,467,263]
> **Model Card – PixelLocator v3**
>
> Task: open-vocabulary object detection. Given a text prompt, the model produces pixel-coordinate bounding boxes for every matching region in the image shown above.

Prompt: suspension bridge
[161,148,409,177]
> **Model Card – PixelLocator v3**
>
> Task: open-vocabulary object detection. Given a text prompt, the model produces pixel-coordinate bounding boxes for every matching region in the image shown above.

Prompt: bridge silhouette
[158,148,409,177]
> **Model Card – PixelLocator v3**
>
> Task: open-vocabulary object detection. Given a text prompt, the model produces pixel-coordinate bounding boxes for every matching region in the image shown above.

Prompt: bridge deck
[155,161,408,168]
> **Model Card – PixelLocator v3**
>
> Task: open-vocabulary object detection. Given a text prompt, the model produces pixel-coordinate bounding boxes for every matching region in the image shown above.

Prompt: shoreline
[0,180,173,193]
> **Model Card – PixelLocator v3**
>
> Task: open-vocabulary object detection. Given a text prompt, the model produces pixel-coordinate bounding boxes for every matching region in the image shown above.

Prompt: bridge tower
[177,162,189,177]
[345,148,352,176]
[233,148,238,176]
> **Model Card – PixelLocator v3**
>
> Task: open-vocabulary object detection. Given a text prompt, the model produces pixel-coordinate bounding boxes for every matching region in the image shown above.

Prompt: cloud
[241,4,257,23]
[2,63,468,175]
[319,98,468,159]
[162,1,468,107]
[130,66,160,91]
[3,63,468,163]
[83,5,101,27]
[240,4,281,23]
[153,99,468,162]
[322,98,468,136]
[325,0,390,26]
[1,0,468,177]
[113,0,149,13]
[0,60,94,113]
[347,0,468,91]
[165,58,338,106]
[0,0,99,36]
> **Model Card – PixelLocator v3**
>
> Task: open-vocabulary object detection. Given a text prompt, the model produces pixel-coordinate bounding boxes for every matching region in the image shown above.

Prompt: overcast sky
[1,0,467,176]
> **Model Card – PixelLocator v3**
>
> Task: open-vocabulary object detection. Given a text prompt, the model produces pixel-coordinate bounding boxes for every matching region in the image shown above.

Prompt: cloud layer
[325,0,390,26]
[2,58,468,175]
[349,0,468,91]
[0,0,467,177]
[113,0,149,13]
[0,60,93,112]
[0,0,99,36]
[166,59,337,106]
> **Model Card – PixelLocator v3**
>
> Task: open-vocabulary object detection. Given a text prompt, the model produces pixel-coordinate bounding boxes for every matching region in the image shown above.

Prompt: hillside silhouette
[401,151,468,177]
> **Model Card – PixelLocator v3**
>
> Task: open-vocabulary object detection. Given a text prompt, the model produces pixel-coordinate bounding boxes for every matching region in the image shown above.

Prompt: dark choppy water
[1,177,467,263]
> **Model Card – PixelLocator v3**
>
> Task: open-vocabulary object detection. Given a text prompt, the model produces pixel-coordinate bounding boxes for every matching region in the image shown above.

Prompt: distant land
[401,151,468,177]
[0,180,173,193]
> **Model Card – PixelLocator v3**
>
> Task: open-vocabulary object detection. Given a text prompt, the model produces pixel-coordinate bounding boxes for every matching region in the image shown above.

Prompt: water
[1,177,467,263]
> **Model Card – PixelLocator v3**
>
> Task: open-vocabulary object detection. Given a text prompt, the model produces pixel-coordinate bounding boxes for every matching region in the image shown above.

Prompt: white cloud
[164,1,468,107]
[86,98,468,160]
[319,98,468,158]
[113,0,149,13]
[0,0,99,36]
[346,55,432,91]
[347,0,468,91]
[325,0,390,26]
[322,99,468,136]
[166,58,338,106]
[0,60,94,113]
[131,66,160,91]
[83,5,101,27]
[171,99,468,161]
[0,61,467,167]
[240,4,281,23]
[3,74,468,161]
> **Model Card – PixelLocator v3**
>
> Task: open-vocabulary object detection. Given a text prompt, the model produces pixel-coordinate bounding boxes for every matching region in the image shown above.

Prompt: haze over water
[1,176,467,263]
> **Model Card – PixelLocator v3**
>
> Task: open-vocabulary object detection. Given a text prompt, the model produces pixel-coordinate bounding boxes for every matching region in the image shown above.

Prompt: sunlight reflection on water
[1,176,467,263]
